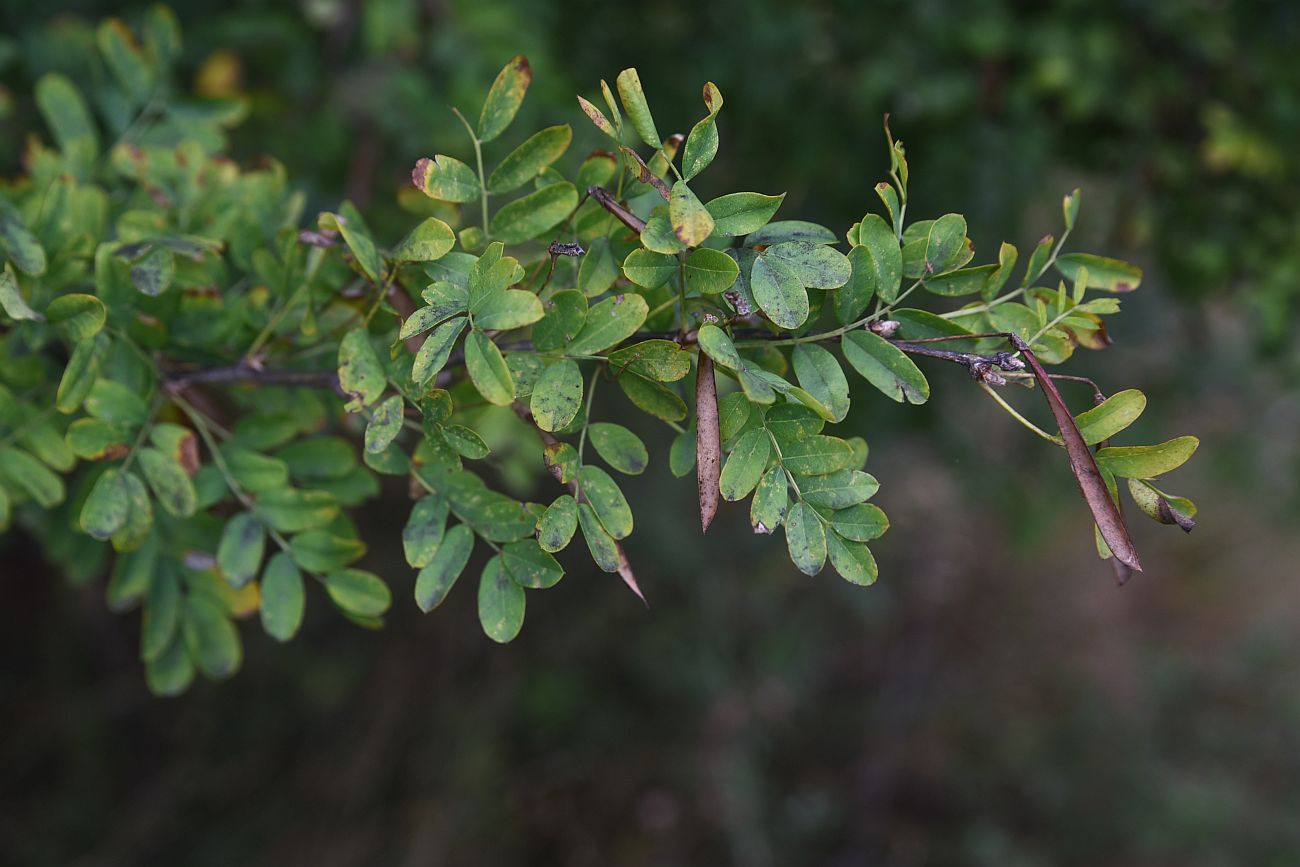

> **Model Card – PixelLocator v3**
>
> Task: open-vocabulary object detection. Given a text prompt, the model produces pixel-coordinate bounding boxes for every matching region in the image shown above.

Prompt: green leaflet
[501,538,564,589]
[80,467,130,540]
[471,289,544,331]
[792,344,850,423]
[608,340,691,382]
[1056,253,1142,293]
[684,247,740,295]
[478,555,525,642]
[289,530,365,574]
[47,294,106,343]
[841,330,930,404]
[538,495,579,553]
[719,428,770,501]
[0,264,42,321]
[490,182,578,244]
[1074,389,1146,446]
[615,67,660,148]
[478,55,532,143]
[137,447,197,518]
[682,82,723,179]
[325,569,392,618]
[338,328,386,410]
[364,395,404,454]
[260,552,305,642]
[465,330,516,406]
[1096,436,1199,479]
[588,423,649,474]
[618,375,687,422]
[623,249,678,288]
[412,316,468,386]
[534,290,588,351]
[566,294,648,355]
[488,124,572,193]
[779,435,855,476]
[531,358,583,432]
[826,532,878,585]
[254,489,339,533]
[796,469,878,509]
[392,217,455,263]
[668,181,714,247]
[751,253,808,330]
[403,496,449,568]
[832,503,890,542]
[577,465,633,539]
[577,502,620,572]
[705,192,784,237]
[766,241,851,289]
[414,523,474,612]
[217,512,266,587]
[412,155,480,203]
[183,595,242,680]
[750,466,789,533]
[784,501,827,576]
[923,213,968,275]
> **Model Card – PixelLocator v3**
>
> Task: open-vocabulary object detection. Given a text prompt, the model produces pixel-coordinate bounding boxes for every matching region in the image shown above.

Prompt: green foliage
[0,11,1199,695]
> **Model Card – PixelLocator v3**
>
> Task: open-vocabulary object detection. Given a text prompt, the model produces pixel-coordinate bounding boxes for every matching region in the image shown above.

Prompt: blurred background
[2,0,1299,864]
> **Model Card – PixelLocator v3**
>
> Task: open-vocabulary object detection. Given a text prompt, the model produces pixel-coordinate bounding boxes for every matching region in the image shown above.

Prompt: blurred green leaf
[260,552,305,643]
[325,569,391,618]
[217,512,265,587]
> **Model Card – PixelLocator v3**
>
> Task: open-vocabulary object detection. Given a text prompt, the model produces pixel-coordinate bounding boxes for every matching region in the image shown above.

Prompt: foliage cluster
[0,9,1198,694]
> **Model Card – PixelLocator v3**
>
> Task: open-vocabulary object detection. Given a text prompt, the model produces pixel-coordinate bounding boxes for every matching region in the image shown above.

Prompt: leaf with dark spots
[695,353,720,533]
[1011,334,1142,573]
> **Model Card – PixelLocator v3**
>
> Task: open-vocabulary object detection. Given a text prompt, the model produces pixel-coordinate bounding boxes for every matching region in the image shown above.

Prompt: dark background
[2,0,1299,864]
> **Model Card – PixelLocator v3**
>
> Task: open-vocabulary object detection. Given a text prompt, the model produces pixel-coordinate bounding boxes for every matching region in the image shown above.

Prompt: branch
[164,363,340,392]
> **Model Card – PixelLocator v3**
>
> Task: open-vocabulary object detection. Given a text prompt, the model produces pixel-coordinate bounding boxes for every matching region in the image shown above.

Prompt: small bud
[993,351,1026,371]
[549,241,585,257]
[969,361,1006,386]
[868,319,900,338]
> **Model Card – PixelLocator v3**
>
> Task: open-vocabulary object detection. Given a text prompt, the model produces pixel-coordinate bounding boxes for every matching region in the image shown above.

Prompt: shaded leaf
[260,552,305,642]
[415,523,474,612]
[784,501,827,576]
[478,555,526,642]
[217,512,265,587]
